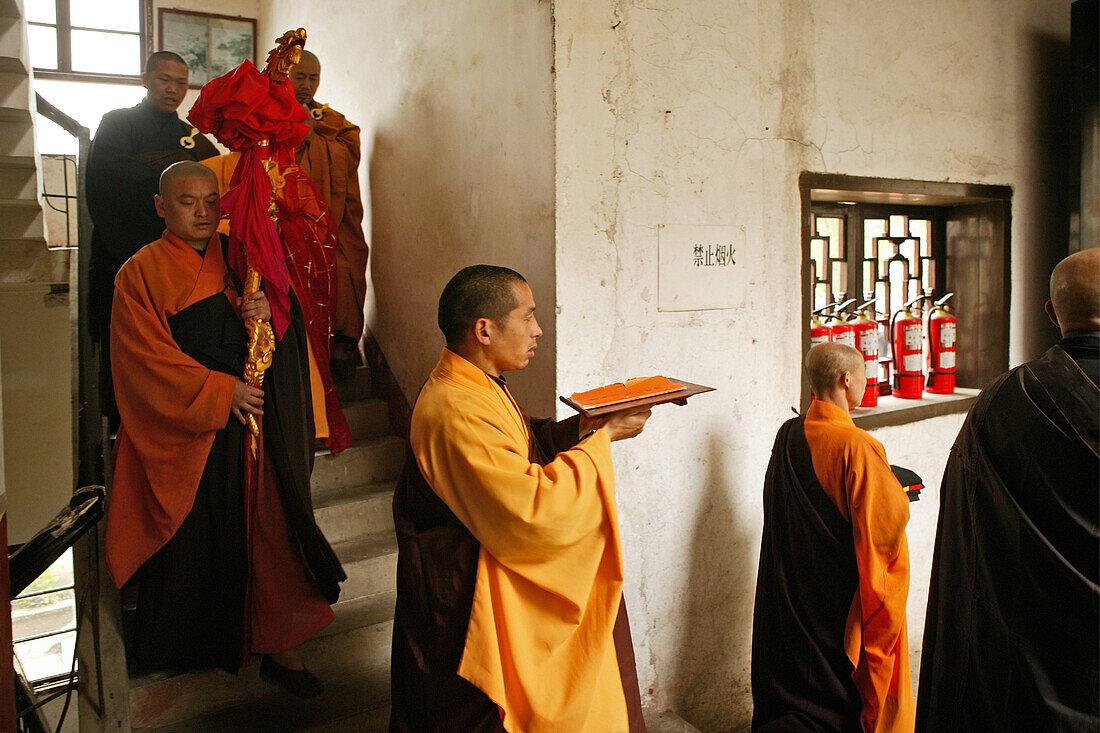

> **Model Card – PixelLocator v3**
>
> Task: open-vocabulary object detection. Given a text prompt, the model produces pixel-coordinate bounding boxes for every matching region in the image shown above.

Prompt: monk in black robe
[753,343,914,732]
[916,248,1099,731]
[87,51,218,347]
[106,163,344,698]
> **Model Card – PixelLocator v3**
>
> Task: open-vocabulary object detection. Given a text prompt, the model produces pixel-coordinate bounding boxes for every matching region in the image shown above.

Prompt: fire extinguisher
[891,296,927,399]
[810,307,832,347]
[926,293,957,394]
[828,299,857,347]
[848,300,881,407]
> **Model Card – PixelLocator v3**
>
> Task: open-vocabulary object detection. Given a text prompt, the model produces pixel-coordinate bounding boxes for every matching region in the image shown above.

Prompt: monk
[916,249,1099,731]
[106,162,345,698]
[390,265,652,732]
[88,51,219,348]
[289,50,369,377]
[753,342,913,732]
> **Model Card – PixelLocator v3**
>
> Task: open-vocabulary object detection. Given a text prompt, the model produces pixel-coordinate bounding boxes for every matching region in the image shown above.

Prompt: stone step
[0,0,18,20]
[299,705,389,733]
[311,435,404,495]
[0,105,29,123]
[0,163,35,199]
[341,397,390,440]
[0,71,27,108]
[0,202,42,241]
[0,15,24,66]
[0,239,69,285]
[334,364,372,403]
[332,532,398,604]
[322,589,396,639]
[314,480,395,544]
[130,620,393,731]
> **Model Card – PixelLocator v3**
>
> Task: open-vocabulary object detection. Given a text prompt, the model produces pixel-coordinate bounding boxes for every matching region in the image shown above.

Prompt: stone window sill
[852,388,980,430]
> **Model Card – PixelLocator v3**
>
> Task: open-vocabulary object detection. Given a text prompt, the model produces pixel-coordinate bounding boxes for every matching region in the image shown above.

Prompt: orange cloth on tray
[570,375,685,409]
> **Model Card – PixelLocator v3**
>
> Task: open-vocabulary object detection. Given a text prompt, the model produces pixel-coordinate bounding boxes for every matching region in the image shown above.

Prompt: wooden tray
[560,378,716,418]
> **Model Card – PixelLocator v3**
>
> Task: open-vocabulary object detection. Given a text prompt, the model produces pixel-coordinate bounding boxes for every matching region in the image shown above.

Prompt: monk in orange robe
[390,265,652,732]
[289,50,369,376]
[753,342,914,732]
[106,162,344,697]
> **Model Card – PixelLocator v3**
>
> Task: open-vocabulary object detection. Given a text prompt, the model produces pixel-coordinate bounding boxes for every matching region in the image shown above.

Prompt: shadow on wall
[671,433,758,733]
[1018,28,1074,359]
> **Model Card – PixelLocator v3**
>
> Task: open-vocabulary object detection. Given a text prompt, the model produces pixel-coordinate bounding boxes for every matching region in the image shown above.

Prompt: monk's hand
[231,380,264,424]
[599,407,653,442]
[239,291,271,322]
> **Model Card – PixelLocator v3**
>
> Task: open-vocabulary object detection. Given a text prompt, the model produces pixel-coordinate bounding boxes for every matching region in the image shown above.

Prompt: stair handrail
[34,93,88,141]
[35,92,112,723]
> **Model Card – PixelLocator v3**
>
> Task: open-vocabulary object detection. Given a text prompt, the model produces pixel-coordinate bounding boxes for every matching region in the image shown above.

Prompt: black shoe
[259,655,324,699]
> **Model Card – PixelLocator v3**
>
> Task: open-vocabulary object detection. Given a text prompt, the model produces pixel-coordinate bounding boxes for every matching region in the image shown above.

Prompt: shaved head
[1048,248,1100,334]
[159,161,217,196]
[806,342,864,396]
[289,50,321,105]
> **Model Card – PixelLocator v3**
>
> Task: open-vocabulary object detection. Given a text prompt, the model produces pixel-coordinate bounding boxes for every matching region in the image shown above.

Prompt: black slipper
[259,655,324,699]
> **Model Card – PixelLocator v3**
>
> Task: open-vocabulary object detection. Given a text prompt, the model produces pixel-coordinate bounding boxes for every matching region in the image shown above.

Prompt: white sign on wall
[657,224,744,311]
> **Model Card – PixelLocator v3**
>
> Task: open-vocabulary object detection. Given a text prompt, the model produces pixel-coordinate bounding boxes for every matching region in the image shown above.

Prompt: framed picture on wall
[156,8,256,87]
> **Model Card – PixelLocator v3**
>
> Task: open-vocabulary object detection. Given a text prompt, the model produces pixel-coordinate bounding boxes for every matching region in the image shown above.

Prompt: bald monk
[289,50,369,377]
[107,162,344,697]
[390,265,652,732]
[916,249,1099,731]
[753,342,913,732]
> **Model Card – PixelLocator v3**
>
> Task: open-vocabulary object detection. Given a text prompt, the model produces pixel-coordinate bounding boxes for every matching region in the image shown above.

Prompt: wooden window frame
[799,173,1013,428]
[29,0,146,86]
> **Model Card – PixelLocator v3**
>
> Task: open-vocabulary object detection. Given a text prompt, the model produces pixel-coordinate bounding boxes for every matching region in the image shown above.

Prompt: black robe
[390,402,645,733]
[87,100,218,343]
[129,248,344,673]
[915,342,1099,732]
[752,416,862,733]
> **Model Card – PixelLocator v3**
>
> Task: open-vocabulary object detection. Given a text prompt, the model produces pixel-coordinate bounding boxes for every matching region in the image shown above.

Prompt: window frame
[28,0,146,86]
[799,173,1013,428]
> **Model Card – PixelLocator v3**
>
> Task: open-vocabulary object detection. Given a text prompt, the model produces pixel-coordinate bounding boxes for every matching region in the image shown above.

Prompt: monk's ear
[1044,300,1059,328]
[154,194,167,219]
[473,317,494,346]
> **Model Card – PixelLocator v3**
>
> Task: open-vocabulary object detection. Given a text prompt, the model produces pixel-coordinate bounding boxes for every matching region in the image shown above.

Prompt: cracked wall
[554,1,1071,730]
[261,1,557,411]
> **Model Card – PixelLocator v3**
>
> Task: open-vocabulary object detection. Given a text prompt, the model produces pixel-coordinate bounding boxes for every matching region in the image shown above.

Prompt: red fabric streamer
[219,148,292,337]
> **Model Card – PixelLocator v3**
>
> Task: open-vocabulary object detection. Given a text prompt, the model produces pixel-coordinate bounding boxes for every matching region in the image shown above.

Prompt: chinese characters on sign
[693,243,737,268]
[659,224,745,311]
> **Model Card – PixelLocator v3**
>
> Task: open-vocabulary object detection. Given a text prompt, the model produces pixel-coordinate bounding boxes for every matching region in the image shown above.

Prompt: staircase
[0,0,67,285]
[122,366,404,732]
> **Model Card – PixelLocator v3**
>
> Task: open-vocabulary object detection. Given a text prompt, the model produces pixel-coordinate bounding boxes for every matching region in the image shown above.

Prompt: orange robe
[106,231,336,667]
[803,399,914,732]
[394,348,634,732]
[297,102,369,341]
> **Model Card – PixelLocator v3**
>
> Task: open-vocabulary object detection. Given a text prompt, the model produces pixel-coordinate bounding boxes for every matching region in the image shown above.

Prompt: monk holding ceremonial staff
[390,265,651,732]
[752,342,914,732]
[106,162,344,698]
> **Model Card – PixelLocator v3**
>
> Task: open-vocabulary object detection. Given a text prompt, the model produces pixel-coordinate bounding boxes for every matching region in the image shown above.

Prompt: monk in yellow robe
[106,162,344,697]
[289,50,369,376]
[390,265,652,732]
[752,342,914,732]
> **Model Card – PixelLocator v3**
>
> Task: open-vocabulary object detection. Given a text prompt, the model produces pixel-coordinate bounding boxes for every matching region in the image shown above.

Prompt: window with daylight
[27,0,143,82]
[800,174,1012,428]
[12,550,77,689]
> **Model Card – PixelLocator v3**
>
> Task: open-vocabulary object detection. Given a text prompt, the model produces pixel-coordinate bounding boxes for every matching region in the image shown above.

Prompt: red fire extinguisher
[926,293,957,394]
[828,299,857,347]
[810,309,832,347]
[891,296,926,399]
[849,300,881,407]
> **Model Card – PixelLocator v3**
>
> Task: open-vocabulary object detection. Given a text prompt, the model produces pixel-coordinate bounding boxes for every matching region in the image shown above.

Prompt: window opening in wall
[27,0,143,83]
[12,550,77,690]
[800,174,1011,428]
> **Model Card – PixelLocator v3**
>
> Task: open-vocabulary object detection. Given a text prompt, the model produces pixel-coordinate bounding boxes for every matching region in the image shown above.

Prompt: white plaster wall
[554,1,1070,730]
[259,0,557,412]
[0,287,72,544]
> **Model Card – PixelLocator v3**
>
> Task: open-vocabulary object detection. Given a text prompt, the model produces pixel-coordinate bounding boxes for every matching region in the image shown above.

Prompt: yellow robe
[410,348,630,732]
[804,399,915,733]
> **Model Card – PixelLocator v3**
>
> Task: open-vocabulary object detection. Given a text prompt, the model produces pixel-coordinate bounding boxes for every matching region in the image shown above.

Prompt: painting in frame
[157,8,256,87]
